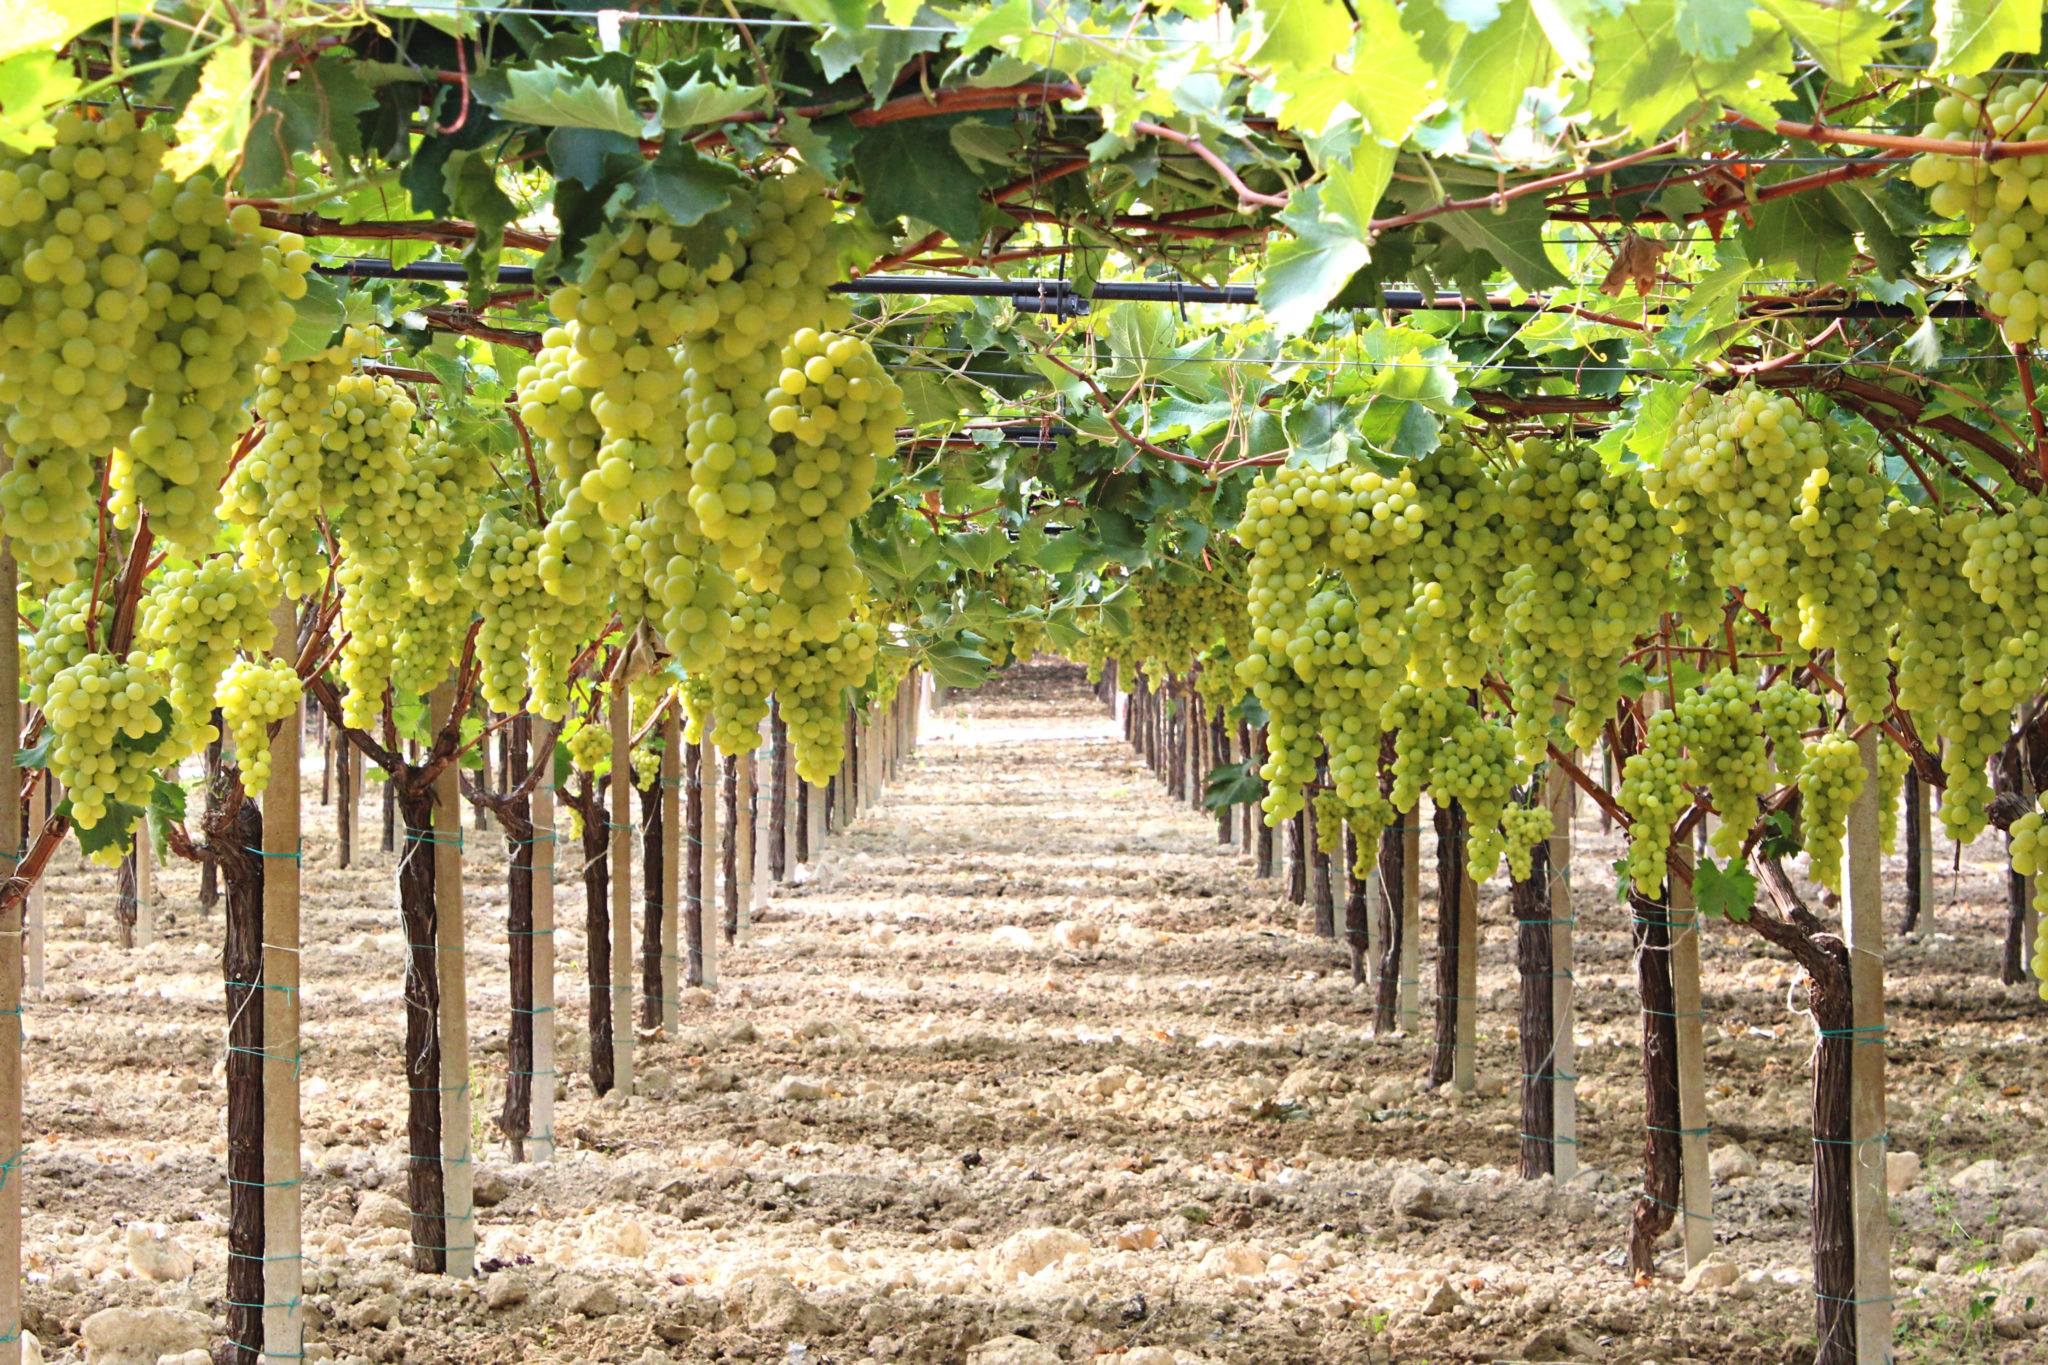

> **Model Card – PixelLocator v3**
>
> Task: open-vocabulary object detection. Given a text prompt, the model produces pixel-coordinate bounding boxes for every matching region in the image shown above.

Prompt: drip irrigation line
[315,260,1982,321]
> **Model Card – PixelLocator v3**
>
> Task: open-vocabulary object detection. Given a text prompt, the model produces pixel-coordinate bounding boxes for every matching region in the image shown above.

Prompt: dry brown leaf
[1600,233,1669,298]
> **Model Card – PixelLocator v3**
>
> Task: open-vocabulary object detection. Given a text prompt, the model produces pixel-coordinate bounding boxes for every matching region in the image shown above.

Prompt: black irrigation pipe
[317,259,1982,321]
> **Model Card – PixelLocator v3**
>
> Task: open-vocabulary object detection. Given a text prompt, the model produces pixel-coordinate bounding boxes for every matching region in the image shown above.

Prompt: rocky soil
[15,660,2048,1365]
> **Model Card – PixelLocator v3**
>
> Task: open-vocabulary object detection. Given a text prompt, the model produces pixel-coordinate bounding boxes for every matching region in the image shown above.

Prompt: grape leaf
[1744,190,1856,287]
[146,777,187,866]
[0,50,79,153]
[112,700,177,758]
[164,40,257,180]
[943,529,1010,573]
[1447,0,1562,135]
[629,140,746,227]
[1756,0,1893,83]
[1433,194,1568,291]
[60,798,143,862]
[1202,760,1268,812]
[1585,0,1798,134]
[1251,0,1356,70]
[14,732,50,771]
[1262,182,1376,336]
[2,1,120,62]
[279,273,345,364]
[1693,854,1757,923]
[481,64,646,137]
[921,639,992,689]
[1674,0,1756,61]
[1930,0,2039,77]
[851,116,992,243]
[1348,0,1440,142]
[648,63,767,130]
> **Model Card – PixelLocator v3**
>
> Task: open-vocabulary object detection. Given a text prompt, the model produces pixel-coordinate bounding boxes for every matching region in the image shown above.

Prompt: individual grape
[217,657,300,796]
[137,556,275,757]
[1798,731,1866,892]
[42,651,168,838]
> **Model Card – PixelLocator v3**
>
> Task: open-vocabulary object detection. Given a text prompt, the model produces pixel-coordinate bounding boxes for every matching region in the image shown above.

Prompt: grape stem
[2013,343,2048,482]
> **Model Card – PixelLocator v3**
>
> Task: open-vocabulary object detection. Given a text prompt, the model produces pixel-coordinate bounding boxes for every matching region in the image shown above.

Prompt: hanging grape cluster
[1501,439,1673,759]
[2009,799,2048,997]
[1911,76,2048,345]
[0,111,306,583]
[137,555,275,756]
[217,658,301,796]
[42,652,168,839]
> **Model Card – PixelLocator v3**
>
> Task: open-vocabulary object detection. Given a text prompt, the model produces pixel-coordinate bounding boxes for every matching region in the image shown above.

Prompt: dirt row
[15,659,2048,1365]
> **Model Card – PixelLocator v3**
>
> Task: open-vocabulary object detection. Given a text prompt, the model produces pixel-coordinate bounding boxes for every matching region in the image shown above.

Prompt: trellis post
[262,598,305,1351]
[1545,747,1579,1182]
[606,679,633,1095]
[0,543,22,1365]
[527,722,557,1163]
[659,705,681,1034]
[1669,842,1714,1267]
[428,681,473,1278]
[699,732,720,990]
[1846,729,1892,1365]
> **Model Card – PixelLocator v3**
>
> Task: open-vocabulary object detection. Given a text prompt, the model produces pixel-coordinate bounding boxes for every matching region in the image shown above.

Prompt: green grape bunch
[1797,731,1866,892]
[1501,439,1674,759]
[0,111,168,582]
[105,181,309,552]
[1501,803,1553,883]
[754,327,898,634]
[1648,383,1829,629]
[1618,673,1776,892]
[2009,800,2048,996]
[42,652,169,839]
[221,329,380,597]
[1758,678,1824,781]
[1881,504,2008,842]
[138,556,275,758]
[1788,452,1896,724]
[217,657,300,797]
[567,717,611,776]
[1911,76,2048,345]
[1406,438,1507,690]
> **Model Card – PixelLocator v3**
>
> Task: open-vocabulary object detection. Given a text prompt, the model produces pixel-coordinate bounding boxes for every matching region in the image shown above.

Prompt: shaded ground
[16,659,2048,1365]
